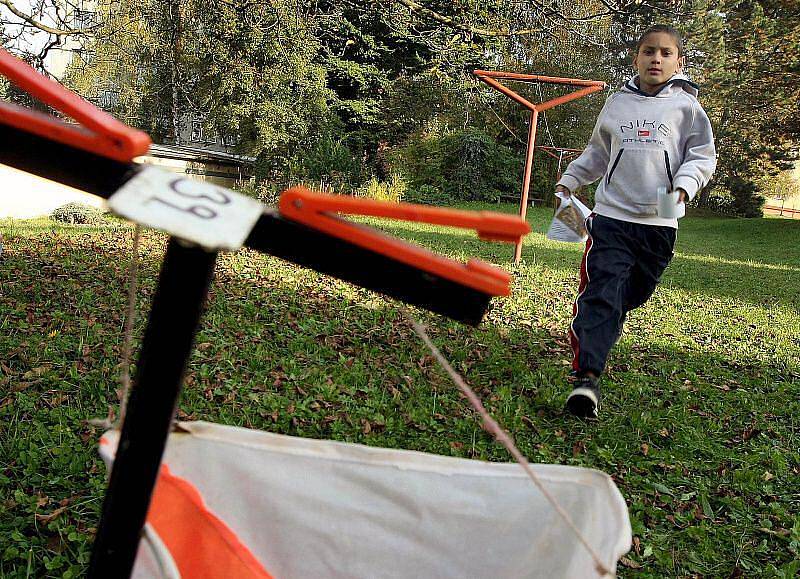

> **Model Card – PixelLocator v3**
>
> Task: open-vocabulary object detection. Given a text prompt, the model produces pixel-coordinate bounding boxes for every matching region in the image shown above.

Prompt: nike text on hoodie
[557,74,717,228]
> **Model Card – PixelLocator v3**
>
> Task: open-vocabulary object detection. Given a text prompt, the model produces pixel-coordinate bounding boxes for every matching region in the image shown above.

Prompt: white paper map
[546,191,592,243]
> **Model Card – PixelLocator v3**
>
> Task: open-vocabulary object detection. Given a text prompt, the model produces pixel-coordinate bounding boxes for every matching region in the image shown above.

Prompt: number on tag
[108,166,263,251]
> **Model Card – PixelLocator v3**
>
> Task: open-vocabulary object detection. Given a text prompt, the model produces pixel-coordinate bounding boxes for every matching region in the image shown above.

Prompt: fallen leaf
[22,365,50,380]
[653,482,673,495]
[619,556,643,569]
[11,382,32,392]
[47,534,66,553]
[521,416,539,432]
[742,428,760,441]
[35,505,67,523]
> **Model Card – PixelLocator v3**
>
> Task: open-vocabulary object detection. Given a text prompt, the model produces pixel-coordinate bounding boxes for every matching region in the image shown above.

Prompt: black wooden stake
[88,238,217,578]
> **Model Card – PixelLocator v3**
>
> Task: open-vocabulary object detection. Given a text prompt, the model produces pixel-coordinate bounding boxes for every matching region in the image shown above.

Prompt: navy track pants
[569,214,676,376]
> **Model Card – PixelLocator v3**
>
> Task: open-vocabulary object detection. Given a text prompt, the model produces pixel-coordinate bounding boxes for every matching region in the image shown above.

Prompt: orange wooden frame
[0,49,151,162]
[474,70,606,263]
[279,187,530,296]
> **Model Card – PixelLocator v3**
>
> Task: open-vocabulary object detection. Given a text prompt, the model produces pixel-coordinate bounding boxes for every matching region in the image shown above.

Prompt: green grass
[1,207,799,578]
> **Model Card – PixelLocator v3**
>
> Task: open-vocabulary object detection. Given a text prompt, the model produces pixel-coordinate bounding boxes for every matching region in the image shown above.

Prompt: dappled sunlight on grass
[676,251,800,273]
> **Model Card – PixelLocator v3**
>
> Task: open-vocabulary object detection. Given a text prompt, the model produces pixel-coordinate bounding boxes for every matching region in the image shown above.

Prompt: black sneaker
[565,375,600,418]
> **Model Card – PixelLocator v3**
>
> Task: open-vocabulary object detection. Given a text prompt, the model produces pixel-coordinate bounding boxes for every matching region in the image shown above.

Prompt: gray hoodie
[557,74,717,228]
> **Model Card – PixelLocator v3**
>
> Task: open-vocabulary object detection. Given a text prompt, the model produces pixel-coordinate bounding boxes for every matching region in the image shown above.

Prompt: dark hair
[635,25,684,56]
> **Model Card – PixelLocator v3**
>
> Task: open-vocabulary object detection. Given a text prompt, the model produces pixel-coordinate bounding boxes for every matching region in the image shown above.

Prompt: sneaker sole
[565,387,599,418]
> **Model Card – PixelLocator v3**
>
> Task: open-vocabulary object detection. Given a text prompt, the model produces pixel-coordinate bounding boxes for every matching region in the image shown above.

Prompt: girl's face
[633,32,685,94]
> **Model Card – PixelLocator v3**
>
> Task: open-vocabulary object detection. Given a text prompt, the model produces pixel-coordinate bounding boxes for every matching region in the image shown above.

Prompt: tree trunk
[170,0,182,146]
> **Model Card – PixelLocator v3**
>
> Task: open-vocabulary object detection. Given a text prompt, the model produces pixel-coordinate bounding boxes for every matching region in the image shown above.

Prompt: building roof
[145,144,256,167]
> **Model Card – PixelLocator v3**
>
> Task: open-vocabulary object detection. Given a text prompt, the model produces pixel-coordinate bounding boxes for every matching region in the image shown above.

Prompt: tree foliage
[685,0,800,214]
[65,0,330,168]
[2,0,798,214]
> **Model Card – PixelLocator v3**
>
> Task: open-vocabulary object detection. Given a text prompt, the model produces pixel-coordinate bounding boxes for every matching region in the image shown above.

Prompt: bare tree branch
[392,0,617,37]
[0,0,86,36]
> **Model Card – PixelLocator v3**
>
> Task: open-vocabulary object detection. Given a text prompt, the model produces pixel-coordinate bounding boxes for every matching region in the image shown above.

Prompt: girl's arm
[673,104,717,201]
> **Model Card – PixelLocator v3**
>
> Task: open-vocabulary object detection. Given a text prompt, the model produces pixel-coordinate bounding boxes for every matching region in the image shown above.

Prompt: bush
[236,179,281,206]
[703,178,765,217]
[404,184,455,206]
[50,203,106,225]
[285,134,367,194]
[390,128,521,203]
[729,178,766,217]
[256,184,282,207]
[356,173,407,203]
[700,190,737,216]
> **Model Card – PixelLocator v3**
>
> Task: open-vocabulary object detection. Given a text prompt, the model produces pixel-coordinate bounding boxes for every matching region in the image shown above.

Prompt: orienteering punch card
[546,191,592,243]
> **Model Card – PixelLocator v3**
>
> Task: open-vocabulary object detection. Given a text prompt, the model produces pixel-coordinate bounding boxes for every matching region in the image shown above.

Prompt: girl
[555,25,717,418]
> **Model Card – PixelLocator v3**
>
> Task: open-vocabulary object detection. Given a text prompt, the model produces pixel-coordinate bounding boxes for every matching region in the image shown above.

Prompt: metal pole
[89,238,218,578]
[474,69,606,88]
[476,74,538,112]
[471,70,605,264]
[515,109,538,264]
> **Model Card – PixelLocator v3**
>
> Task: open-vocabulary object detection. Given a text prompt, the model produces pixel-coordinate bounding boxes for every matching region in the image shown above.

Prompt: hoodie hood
[623,74,699,98]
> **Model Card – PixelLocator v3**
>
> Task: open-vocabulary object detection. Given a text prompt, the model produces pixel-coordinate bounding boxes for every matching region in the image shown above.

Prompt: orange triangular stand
[0,49,150,162]
[473,70,606,113]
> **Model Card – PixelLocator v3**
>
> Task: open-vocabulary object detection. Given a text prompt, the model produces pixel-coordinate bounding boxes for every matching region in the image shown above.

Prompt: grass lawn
[1,204,799,578]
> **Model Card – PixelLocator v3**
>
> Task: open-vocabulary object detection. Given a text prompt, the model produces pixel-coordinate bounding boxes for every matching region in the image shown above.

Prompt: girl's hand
[676,188,688,203]
[555,185,571,197]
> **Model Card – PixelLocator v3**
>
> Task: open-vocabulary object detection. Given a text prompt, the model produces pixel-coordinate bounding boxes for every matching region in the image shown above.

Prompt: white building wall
[0,164,106,219]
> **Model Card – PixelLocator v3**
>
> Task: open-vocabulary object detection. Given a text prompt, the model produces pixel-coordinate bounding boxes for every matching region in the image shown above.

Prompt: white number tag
[108,166,263,251]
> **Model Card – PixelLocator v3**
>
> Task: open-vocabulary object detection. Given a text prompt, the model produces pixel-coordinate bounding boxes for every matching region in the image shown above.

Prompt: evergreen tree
[686,0,800,215]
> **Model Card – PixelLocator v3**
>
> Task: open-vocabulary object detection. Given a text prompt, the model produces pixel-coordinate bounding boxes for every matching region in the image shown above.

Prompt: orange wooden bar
[279,187,530,296]
[0,49,150,162]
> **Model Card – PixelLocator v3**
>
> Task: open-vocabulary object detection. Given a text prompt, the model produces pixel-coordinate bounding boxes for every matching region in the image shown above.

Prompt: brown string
[117,224,141,427]
[405,312,613,577]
